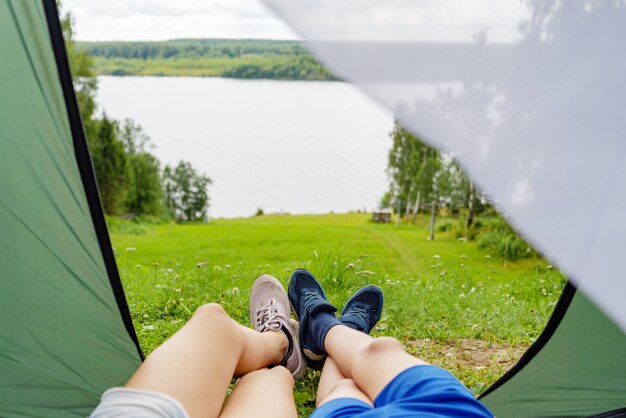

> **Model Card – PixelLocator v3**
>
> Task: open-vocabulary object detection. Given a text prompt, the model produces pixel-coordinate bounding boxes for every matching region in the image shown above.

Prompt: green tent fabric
[0,1,625,417]
[480,286,626,417]
[0,1,142,417]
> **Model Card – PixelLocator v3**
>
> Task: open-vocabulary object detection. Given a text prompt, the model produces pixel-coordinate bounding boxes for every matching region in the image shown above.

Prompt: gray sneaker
[250,274,306,379]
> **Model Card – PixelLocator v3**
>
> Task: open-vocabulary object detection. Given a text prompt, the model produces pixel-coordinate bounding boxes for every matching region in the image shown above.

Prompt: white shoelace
[255,299,283,332]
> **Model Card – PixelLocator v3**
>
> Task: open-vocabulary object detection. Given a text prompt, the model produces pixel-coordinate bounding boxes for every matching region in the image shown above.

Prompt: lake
[97,76,393,218]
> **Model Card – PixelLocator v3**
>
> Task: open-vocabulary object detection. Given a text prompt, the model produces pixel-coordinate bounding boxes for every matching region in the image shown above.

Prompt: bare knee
[352,337,405,373]
[359,337,405,358]
[194,303,229,320]
[191,303,242,341]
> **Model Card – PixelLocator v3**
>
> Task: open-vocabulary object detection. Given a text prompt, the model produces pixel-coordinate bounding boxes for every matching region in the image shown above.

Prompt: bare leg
[218,367,297,418]
[125,304,288,418]
[324,325,428,401]
[316,357,372,407]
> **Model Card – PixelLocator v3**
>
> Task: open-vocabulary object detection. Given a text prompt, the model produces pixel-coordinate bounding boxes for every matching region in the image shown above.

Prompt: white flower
[232,287,240,295]
[125,247,136,252]
[470,287,476,293]
[458,293,466,298]
[433,254,441,259]
[485,255,491,259]
[165,268,174,274]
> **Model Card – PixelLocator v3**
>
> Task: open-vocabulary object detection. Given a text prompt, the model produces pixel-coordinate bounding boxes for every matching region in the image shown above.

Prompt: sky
[61,0,299,41]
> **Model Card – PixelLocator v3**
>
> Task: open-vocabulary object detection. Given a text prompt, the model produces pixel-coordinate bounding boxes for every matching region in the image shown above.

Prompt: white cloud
[61,0,299,41]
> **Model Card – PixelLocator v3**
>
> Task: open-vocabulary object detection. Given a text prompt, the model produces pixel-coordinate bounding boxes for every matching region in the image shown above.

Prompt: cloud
[61,0,299,41]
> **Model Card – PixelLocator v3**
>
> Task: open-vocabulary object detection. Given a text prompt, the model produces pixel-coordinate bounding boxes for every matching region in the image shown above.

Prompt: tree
[385,121,488,239]
[118,120,163,216]
[163,162,212,222]
[387,122,440,223]
[89,115,129,215]
[60,6,99,141]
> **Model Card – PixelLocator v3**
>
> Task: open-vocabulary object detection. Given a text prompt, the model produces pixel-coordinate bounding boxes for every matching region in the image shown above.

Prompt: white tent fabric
[263,0,626,333]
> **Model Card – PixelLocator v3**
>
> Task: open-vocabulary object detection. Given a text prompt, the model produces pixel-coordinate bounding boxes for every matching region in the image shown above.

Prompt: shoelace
[343,305,367,318]
[255,299,283,332]
[303,290,327,310]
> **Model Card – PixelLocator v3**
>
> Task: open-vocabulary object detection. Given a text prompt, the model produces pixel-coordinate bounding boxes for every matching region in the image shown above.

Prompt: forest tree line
[62,12,211,222]
[77,39,337,81]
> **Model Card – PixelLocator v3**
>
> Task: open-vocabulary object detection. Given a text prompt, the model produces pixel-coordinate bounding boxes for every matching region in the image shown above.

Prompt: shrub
[436,218,457,233]
[476,221,535,261]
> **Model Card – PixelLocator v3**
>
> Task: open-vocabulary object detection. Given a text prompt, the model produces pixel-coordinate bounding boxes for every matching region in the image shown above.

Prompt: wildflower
[546,265,553,269]
[175,288,181,293]
[125,247,136,252]
[313,250,319,258]
[485,255,491,259]
[433,255,440,259]
[460,254,467,259]
[232,287,240,295]
[196,261,206,268]
[135,264,142,269]
[225,264,231,269]
[345,263,355,269]
[470,287,476,293]
[143,314,149,319]
[142,325,154,331]
[458,293,466,298]
[440,270,447,276]
[165,268,174,274]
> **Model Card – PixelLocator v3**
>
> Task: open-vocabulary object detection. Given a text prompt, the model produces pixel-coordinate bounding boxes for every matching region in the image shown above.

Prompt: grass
[110,213,565,416]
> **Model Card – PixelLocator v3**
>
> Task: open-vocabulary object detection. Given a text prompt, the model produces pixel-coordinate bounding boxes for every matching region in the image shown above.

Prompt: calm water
[97,76,393,218]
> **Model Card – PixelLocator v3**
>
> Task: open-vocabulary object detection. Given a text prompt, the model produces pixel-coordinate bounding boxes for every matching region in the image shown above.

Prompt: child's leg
[316,357,372,407]
[125,303,287,418]
[324,324,427,401]
[218,367,297,418]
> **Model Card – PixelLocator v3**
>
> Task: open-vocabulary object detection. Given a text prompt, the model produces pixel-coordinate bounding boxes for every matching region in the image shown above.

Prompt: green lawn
[110,213,564,416]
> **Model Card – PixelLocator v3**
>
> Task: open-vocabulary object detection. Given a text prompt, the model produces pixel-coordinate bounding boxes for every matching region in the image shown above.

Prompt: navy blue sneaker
[288,268,340,369]
[339,285,384,334]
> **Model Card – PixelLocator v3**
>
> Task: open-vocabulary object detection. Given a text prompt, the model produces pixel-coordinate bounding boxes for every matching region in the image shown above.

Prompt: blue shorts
[310,365,493,418]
